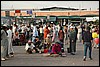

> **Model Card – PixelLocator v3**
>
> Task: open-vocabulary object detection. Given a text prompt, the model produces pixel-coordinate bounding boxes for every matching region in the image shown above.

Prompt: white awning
[86,17,95,22]
[86,17,99,22]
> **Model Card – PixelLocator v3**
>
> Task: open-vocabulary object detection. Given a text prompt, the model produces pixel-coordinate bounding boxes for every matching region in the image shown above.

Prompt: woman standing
[58,27,64,48]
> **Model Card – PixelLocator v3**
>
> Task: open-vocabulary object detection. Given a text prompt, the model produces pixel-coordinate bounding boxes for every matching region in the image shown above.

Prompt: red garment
[20,34,25,42]
[44,49,49,53]
[58,30,64,41]
[52,44,61,54]
[44,27,50,39]
[97,30,99,34]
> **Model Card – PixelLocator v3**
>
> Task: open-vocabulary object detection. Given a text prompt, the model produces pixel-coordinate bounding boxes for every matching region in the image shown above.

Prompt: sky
[1,1,99,10]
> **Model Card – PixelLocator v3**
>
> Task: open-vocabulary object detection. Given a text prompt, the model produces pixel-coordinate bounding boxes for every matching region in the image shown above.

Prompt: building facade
[1,7,99,25]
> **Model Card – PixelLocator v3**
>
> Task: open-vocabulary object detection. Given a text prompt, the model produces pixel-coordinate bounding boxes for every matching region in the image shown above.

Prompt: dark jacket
[82,30,93,42]
[69,30,76,42]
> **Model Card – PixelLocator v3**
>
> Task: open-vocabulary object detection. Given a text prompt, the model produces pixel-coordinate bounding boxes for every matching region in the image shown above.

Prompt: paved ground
[1,41,99,66]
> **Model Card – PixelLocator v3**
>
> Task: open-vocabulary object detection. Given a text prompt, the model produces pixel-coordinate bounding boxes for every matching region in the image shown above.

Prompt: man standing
[69,26,77,55]
[7,26,14,57]
[32,25,38,43]
[82,26,93,61]
[1,26,9,61]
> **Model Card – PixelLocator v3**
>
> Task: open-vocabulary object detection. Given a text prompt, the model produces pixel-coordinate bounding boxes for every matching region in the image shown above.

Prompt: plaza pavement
[1,41,99,66]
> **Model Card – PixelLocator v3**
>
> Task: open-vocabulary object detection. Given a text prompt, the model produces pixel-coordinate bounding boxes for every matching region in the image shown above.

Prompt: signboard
[15,10,21,13]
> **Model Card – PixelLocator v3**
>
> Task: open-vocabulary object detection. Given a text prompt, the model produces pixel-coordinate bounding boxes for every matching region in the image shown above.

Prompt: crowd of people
[1,21,99,61]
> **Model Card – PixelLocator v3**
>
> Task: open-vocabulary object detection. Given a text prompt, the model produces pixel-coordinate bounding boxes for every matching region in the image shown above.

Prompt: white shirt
[7,29,12,39]
[25,43,35,51]
[78,28,82,33]
[12,26,16,33]
[39,27,43,33]
[21,26,25,33]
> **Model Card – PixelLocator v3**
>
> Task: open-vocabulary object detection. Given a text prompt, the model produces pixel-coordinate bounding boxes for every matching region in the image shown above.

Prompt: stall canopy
[36,16,47,19]
[57,16,69,19]
[57,16,85,19]
[48,16,57,22]
[69,15,85,19]
[86,16,99,22]
[16,16,47,19]
[80,14,99,17]
[16,16,32,19]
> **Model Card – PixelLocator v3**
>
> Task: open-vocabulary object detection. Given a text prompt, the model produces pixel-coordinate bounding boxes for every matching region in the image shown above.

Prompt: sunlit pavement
[1,41,99,66]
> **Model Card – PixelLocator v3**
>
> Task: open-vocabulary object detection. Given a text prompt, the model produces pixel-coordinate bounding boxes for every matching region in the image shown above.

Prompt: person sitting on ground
[50,42,62,55]
[33,36,43,53]
[13,32,20,46]
[44,34,52,51]
[50,42,66,57]
[25,40,35,54]
[42,42,61,57]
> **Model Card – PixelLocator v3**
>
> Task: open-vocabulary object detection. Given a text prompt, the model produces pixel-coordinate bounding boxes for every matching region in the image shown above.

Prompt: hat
[51,22,53,23]
[70,26,75,29]
[47,34,50,37]
[3,24,7,27]
[92,28,95,32]
[28,40,31,43]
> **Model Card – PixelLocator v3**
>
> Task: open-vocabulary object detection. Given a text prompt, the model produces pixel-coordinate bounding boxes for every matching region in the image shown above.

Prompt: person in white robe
[25,40,35,54]
[1,26,9,61]
[7,26,14,57]
[32,26,38,42]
